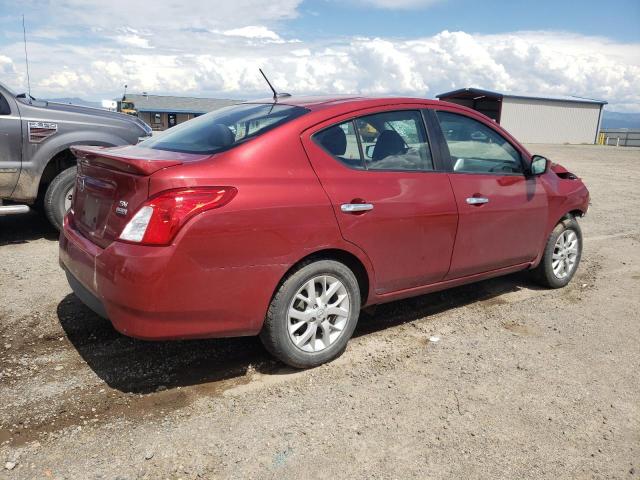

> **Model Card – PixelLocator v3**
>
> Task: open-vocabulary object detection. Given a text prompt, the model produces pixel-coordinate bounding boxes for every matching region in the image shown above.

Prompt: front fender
[11,130,131,202]
[529,167,589,268]
[542,165,590,235]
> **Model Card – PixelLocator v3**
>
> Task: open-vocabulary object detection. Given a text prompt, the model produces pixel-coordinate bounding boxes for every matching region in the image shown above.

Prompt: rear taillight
[119,187,237,246]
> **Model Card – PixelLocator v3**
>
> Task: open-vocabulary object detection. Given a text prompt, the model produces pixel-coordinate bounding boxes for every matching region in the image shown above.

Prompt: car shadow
[0,210,58,245]
[354,271,544,337]
[57,271,543,395]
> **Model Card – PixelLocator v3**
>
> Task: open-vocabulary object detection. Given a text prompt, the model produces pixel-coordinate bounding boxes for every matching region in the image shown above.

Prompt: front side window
[436,111,523,175]
[140,103,308,154]
[314,110,434,172]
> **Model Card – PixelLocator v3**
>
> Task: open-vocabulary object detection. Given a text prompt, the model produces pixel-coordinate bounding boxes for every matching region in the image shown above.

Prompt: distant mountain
[43,97,104,109]
[601,111,640,129]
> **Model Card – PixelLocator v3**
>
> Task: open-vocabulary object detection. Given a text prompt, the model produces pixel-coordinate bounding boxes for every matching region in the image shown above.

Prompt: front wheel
[260,260,361,368]
[44,166,76,231]
[531,217,582,288]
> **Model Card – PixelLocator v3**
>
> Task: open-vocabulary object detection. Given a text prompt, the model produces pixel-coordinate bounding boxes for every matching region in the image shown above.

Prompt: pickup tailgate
[70,145,208,248]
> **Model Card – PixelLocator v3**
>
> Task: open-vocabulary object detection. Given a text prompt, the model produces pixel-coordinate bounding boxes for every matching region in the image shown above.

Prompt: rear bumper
[59,216,272,340]
[64,268,108,319]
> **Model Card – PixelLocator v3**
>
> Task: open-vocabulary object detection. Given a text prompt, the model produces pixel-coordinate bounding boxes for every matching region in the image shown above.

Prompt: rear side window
[314,110,434,172]
[357,111,433,171]
[436,111,523,175]
[140,104,308,154]
[314,121,365,169]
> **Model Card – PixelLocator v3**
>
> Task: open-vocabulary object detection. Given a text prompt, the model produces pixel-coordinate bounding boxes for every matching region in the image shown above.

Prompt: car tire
[44,166,77,231]
[260,259,361,369]
[531,216,582,289]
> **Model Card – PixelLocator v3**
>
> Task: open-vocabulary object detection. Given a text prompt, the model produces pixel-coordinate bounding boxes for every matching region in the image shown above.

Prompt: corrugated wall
[500,98,601,144]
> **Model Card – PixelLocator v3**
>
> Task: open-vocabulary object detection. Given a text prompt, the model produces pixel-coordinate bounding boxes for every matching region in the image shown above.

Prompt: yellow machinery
[117,100,138,116]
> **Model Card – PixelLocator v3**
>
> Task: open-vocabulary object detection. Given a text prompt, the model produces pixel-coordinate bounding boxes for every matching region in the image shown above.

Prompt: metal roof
[122,94,244,114]
[436,87,607,105]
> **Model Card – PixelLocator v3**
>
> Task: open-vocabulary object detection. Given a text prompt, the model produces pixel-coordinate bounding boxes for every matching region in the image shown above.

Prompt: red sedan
[59,96,589,368]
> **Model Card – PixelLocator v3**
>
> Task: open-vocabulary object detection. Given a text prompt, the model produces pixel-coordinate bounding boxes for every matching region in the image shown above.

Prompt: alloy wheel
[287,275,350,353]
[552,229,579,279]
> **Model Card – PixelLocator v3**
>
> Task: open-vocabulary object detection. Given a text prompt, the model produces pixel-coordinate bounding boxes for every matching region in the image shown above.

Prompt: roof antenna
[22,14,32,104]
[259,68,291,101]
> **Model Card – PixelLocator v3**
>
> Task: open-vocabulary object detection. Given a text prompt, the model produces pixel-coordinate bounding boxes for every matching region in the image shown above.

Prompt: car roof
[245,95,442,111]
[242,95,504,137]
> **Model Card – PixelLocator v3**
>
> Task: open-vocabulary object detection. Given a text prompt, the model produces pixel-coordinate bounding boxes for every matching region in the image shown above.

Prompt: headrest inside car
[318,126,347,156]
[211,123,236,147]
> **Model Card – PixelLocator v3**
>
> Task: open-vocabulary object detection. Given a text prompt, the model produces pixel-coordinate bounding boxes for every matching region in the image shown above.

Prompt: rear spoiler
[71,145,190,175]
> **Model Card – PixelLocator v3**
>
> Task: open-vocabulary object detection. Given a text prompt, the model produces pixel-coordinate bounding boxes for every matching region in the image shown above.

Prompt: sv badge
[115,200,128,216]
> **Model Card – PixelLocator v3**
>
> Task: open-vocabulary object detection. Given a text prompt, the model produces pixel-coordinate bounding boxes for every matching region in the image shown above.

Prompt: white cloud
[39,68,94,91]
[0,55,15,75]
[114,34,152,49]
[18,0,303,31]
[1,23,639,112]
[222,26,282,41]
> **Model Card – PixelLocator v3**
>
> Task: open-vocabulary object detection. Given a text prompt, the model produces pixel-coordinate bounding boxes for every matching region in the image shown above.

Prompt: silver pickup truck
[0,81,151,229]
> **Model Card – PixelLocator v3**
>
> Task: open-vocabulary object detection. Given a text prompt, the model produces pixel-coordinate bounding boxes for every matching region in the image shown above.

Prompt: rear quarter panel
[145,125,374,333]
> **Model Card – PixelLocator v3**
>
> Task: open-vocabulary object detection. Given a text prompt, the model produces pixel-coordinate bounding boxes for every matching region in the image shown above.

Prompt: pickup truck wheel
[531,217,582,289]
[44,166,77,230]
[260,260,361,369]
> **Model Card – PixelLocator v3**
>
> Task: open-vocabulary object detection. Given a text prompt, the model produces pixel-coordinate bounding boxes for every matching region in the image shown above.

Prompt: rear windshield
[139,103,308,154]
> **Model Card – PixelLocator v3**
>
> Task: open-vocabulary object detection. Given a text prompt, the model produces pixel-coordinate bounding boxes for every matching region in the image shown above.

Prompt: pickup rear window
[0,94,10,115]
[139,103,308,154]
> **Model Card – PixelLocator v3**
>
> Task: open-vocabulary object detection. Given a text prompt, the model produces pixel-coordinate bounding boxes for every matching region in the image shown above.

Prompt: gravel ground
[1,144,639,480]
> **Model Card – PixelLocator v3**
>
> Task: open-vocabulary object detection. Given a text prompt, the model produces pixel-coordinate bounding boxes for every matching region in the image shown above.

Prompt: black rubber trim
[64,268,108,319]
[422,109,452,172]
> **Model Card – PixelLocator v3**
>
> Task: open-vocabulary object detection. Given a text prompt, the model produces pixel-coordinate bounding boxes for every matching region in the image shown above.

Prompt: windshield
[140,103,309,154]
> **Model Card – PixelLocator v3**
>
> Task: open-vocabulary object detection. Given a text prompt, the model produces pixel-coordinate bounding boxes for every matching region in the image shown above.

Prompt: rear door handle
[341,203,374,213]
[466,197,489,205]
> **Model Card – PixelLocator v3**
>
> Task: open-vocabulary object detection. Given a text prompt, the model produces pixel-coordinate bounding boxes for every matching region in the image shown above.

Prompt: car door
[430,108,548,279]
[302,106,458,294]
[0,90,22,198]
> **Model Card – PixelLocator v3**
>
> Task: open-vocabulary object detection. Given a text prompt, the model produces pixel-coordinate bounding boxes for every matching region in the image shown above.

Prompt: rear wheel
[260,260,361,368]
[44,166,76,230]
[531,217,582,288]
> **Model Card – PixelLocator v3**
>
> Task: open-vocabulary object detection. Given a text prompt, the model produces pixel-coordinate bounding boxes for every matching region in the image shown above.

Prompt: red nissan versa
[59,96,589,368]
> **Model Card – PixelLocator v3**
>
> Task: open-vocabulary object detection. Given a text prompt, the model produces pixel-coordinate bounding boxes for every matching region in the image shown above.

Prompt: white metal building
[436,88,607,144]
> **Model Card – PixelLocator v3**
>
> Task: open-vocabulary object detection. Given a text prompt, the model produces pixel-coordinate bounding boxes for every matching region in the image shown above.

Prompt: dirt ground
[1,144,639,480]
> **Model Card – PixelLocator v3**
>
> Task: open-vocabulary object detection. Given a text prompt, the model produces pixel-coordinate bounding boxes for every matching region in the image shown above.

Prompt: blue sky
[0,0,639,111]
[293,0,640,43]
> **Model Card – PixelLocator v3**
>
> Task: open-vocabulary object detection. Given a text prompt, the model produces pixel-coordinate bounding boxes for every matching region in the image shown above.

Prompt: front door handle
[341,203,374,213]
[466,197,489,205]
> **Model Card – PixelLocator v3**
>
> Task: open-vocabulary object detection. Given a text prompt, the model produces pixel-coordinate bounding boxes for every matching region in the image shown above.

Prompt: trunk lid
[70,145,209,248]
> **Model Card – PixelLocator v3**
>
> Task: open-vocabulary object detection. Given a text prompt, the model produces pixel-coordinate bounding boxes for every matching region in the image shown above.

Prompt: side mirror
[530,155,548,176]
